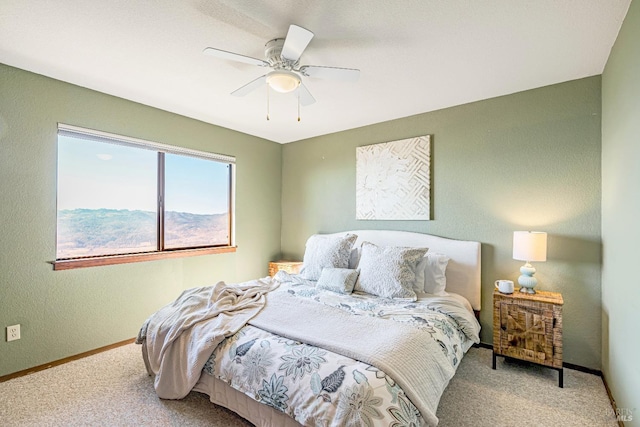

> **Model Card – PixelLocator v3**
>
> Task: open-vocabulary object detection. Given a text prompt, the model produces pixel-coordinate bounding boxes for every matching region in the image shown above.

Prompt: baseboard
[563,361,602,376]
[601,372,625,427]
[0,337,135,383]
[475,342,493,350]
[475,342,602,375]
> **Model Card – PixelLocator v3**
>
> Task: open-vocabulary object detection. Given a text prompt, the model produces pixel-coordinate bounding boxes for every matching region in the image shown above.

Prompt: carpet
[0,343,618,426]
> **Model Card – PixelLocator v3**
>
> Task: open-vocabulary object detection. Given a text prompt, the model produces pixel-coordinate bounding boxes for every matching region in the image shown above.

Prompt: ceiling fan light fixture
[266,70,300,93]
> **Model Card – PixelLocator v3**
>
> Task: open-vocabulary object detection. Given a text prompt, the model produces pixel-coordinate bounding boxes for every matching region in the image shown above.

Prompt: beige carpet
[0,343,618,426]
[438,347,618,427]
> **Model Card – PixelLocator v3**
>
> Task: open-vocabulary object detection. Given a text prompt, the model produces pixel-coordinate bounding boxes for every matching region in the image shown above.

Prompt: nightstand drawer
[499,302,554,363]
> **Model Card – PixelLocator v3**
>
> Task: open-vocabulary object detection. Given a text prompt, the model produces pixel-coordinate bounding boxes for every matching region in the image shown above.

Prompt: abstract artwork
[356,135,431,220]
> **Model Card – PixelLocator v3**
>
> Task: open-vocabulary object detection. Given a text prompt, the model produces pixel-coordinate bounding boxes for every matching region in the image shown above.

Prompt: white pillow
[422,253,450,295]
[352,246,429,294]
[412,256,428,292]
[299,234,358,281]
[354,242,428,300]
[316,268,360,294]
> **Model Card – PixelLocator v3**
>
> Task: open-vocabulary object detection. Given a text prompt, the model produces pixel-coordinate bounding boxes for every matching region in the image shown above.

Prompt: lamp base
[519,286,536,294]
[518,262,538,294]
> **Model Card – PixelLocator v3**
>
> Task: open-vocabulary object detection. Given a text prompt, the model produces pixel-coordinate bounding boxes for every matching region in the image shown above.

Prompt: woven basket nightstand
[492,288,564,387]
[268,260,303,277]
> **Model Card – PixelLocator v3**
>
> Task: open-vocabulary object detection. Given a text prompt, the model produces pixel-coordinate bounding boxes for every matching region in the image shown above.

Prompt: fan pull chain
[266,84,302,122]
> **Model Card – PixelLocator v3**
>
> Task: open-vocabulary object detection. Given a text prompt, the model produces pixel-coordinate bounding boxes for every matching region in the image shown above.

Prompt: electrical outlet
[7,324,20,342]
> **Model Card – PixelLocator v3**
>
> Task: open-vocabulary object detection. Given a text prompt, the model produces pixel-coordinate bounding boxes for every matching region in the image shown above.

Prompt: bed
[138,230,481,427]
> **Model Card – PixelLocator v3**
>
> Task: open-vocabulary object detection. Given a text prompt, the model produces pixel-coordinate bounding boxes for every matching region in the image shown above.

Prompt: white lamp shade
[513,231,547,262]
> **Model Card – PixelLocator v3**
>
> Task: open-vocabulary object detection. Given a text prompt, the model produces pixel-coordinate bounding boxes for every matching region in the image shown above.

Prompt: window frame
[52,124,236,270]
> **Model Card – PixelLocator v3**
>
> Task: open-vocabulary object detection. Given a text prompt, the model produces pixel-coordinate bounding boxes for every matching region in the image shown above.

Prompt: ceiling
[0,1,631,144]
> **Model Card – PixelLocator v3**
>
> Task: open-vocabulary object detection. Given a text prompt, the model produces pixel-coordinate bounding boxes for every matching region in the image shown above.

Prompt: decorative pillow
[299,234,358,281]
[316,268,360,294]
[422,252,450,295]
[354,242,428,300]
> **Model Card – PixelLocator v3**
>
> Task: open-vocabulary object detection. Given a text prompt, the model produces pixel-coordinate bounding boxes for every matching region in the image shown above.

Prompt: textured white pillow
[316,268,360,294]
[354,242,428,300]
[299,234,358,281]
[423,252,450,295]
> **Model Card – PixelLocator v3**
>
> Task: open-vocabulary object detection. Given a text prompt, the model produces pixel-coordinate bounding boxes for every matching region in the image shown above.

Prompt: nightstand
[492,288,564,387]
[268,260,303,277]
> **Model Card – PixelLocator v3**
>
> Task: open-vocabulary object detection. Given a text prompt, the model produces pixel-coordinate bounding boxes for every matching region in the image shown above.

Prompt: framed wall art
[356,135,431,220]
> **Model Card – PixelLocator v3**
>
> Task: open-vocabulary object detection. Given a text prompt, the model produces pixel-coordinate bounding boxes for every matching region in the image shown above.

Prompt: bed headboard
[327,230,481,311]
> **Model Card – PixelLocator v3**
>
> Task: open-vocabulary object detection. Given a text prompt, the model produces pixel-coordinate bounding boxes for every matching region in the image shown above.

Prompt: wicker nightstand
[492,288,564,387]
[268,260,303,277]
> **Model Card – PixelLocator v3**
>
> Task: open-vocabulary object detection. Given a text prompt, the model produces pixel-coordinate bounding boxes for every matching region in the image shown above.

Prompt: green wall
[0,64,282,377]
[281,77,602,369]
[0,59,610,376]
[602,0,640,422]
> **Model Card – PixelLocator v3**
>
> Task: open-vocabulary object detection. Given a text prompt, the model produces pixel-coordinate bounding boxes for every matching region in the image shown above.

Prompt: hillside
[57,208,229,258]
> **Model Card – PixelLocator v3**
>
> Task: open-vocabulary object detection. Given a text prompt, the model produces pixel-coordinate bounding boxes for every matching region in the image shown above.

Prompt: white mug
[495,280,514,294]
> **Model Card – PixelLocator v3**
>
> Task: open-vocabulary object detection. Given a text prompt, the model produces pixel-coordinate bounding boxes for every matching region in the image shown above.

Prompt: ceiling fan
[203,24,360,108]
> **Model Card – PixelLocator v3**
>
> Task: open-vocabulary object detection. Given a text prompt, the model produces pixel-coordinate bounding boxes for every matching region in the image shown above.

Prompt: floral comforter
[201,281,480,427]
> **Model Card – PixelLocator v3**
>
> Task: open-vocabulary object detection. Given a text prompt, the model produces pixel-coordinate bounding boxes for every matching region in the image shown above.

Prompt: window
[54,124,235,269]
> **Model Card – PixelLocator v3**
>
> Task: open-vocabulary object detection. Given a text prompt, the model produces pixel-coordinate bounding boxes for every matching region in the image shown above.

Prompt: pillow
[316,268,360,294]
[412,256,428,292]
[348,247,360,269]
[422,252,450,295]
[299,234,358,281]
[354,242,428,300]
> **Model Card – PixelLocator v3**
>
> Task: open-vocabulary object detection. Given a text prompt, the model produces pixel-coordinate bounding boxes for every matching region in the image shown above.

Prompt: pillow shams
[355,242,428,300]
[316,268,360,294]
[422,252,450,295]
[412,256,428,292]
[300,234,358,281]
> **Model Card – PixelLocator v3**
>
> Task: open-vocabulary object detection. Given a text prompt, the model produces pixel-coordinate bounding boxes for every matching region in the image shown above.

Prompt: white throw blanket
[249,291,454,427]
[137,278,279,399]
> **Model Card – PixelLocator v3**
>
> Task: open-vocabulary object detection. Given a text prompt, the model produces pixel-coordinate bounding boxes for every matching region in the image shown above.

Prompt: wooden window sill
[51,246,237,270]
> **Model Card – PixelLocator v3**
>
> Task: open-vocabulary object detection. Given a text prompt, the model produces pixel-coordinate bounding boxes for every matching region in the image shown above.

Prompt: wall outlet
[7,324,20,342]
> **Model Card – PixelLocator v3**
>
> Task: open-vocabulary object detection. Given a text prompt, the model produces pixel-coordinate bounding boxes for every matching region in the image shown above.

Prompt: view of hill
[56,208,229,258]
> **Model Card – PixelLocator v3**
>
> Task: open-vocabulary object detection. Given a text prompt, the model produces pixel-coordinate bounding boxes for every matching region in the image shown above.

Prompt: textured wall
[0,64,282,377]
[281,77,602,369]
[602,0,640,421]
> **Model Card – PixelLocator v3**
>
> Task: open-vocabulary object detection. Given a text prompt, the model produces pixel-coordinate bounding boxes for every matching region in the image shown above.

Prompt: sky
[57,135,230,215]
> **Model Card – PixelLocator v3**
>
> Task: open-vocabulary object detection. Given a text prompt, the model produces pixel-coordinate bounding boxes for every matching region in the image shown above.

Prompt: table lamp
[513,231,547,294]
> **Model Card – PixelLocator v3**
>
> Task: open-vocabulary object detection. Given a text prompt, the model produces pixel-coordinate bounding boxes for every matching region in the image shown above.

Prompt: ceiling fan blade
[203,47,269,67]
[281,25,314,62]
[298,83,316,106]
[231,75,267,97]
[299,65,360,82]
